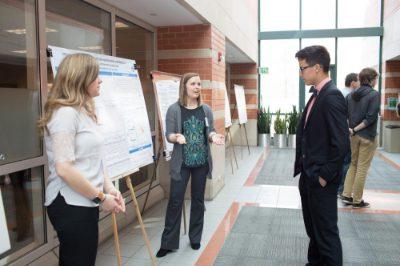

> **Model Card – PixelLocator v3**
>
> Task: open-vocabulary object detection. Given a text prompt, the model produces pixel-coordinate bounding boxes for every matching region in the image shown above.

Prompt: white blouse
[44,106,104,207]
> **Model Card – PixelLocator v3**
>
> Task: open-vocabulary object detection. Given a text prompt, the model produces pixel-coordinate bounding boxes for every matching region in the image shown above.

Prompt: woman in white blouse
[38,53,125,266]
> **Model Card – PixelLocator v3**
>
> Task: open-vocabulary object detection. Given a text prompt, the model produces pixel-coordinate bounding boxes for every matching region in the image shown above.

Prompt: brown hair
[38,53,99,134]
[359,67,378,86]
[178,73,202,107]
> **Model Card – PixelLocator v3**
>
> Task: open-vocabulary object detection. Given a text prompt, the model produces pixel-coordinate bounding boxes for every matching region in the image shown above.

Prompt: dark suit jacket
[294,80,349,185]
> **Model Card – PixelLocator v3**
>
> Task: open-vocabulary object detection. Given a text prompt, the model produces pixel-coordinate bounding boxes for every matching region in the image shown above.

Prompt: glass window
[45,0,111,54]
[0,0,41,166]
[115,17,155,132]
[338,0,381,28]
[115,17,155,194]
[337,37,380,89]
[302,0,336,30]
[260,40,299,113]
[260,0,300,31]
[0,166,45,261]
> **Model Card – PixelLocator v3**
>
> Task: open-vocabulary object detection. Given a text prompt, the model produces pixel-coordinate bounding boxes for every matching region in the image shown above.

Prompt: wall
[178,0,258,63]
[382,0,400,61]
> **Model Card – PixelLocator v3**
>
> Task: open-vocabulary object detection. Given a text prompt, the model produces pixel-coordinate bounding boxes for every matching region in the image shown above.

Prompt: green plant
[274,109,287,134]
[257,107,272,134]
[288,105,299,135]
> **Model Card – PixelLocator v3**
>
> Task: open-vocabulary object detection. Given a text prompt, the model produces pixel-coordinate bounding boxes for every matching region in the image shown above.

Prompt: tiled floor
[35,146,400,265]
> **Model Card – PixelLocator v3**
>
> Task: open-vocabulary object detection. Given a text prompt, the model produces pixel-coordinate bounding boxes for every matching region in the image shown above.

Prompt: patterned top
[44,106,105,207]
[180,105,208,167]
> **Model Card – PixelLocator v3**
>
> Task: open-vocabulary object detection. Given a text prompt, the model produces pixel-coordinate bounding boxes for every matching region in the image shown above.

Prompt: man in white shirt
[340,73,359,97]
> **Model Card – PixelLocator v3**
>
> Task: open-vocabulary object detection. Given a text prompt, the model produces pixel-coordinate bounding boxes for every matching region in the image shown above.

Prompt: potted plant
[257,107,271,147]
[273,109,287,148]
[287,105,299,148]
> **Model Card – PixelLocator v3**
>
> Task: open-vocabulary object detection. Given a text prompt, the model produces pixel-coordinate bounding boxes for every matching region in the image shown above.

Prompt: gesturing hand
[211,134,225,145]
[176,133,186,144]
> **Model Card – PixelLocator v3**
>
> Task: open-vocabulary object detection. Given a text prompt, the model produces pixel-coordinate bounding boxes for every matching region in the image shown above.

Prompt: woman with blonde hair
[156,73,224,257]
[38,53,125,266]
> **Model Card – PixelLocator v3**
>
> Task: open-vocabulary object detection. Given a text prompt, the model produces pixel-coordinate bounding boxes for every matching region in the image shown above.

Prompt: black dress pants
[47,193,99,266]
[299,173,343,266]
[161,165,208,249]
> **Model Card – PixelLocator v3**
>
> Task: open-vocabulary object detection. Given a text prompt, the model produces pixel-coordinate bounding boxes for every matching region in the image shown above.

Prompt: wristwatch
[92,191,106,204]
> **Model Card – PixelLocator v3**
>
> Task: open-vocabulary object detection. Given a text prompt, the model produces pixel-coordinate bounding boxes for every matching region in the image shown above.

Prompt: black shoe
[339,195,353,204]
[190,243,200,250]
[156,248,172,258]
[352,200,370,209]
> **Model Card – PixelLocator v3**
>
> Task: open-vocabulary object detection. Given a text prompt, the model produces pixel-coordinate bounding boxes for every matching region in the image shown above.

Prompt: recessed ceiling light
[78,46,102,51]
[115,21,129,28]
[6,28,26,35]
[12,50,27,54]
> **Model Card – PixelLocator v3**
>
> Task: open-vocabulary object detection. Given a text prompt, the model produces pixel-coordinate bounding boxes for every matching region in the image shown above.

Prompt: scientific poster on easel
[0,188,11,254]
[224,84,232,128]
[151,71,181,158]
[48,46,154,179]
[234,84,248,124]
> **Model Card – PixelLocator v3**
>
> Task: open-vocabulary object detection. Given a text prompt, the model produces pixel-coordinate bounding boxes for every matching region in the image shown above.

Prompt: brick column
[229,63,258,146]
[157,24,226,199]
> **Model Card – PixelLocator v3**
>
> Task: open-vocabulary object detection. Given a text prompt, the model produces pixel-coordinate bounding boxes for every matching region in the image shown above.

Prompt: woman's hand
[176,133,187,144]
[211,133,225,145]
[108,188,126,213]
[101,194,124,213]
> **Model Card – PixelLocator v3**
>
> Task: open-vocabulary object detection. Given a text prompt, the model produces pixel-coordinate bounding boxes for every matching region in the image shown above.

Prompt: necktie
[309,86,318,98]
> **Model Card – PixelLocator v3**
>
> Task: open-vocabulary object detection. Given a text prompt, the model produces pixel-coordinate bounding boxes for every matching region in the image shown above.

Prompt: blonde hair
[179,73,202,107]
[38,53,99,134]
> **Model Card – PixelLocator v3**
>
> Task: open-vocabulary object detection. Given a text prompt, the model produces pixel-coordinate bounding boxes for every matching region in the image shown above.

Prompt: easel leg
[183,201,187,235]
[112,213,122,266]
[229,129,238,169]
[244,124,251,155]
[126,176,156,265]
[239,124,243,159]
[141,145,163,215]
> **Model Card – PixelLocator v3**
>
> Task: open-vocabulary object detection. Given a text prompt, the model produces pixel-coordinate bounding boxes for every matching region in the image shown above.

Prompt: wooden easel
[111,170,156,266]
[239,123,251,155]
[225,126,238,173]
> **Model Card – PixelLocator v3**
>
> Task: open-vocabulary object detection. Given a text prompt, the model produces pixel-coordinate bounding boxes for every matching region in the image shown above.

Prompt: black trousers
[47,193,99,266]
[299,173,342,266]
[161,165,208,249]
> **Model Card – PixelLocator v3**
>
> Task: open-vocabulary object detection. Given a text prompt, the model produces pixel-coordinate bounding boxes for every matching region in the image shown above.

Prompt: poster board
[224,84,232,128]
[150,71,181,158]
[48,46,154,180]
[234,84,248,124]
[0,188,11,254]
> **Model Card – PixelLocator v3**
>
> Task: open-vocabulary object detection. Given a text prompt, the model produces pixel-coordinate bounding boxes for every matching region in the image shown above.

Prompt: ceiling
[225,39,254,64]
[102,0,204,27]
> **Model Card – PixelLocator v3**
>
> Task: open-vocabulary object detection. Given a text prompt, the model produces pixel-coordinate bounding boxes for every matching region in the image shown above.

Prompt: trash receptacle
[383,124,400,153]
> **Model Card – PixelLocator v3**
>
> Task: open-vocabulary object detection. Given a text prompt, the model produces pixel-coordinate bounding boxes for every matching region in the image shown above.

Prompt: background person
[340,68,380,208]
[156,72,224,258]
[38,53,125,266]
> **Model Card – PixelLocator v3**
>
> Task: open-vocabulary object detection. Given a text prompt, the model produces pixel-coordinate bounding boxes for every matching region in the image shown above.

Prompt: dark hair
[345,73,358,87]
[359,68,378,86]
[295,45,330,73]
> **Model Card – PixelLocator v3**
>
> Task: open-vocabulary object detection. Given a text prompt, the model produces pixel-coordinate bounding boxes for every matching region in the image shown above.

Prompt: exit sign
[259,67,268,74]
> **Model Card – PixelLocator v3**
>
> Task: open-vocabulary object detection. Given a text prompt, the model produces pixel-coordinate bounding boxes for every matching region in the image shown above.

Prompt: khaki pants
[342,135,377,204]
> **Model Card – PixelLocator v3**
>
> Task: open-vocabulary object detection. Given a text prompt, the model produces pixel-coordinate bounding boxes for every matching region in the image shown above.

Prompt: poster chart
[224,84,232,128]
[49,46,154,179]
[151,71,181,158]
[234,84,248,124]
[0,188,11,254]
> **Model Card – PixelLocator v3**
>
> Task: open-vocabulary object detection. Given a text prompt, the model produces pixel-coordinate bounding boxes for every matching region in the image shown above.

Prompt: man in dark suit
[294,45,349,266]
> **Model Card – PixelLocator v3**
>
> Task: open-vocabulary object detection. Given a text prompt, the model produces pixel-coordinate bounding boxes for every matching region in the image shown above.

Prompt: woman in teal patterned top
[156,73,224,257]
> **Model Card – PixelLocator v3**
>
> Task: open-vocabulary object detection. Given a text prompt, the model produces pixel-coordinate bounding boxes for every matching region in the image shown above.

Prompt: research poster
[0,188,11,254]
[49,46,154,179]
[151,72,181,157]
[234,84,248,124]
[224,84,232,128]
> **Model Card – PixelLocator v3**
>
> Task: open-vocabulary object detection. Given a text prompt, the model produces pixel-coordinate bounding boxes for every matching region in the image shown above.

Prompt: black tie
[309,86,318,97]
